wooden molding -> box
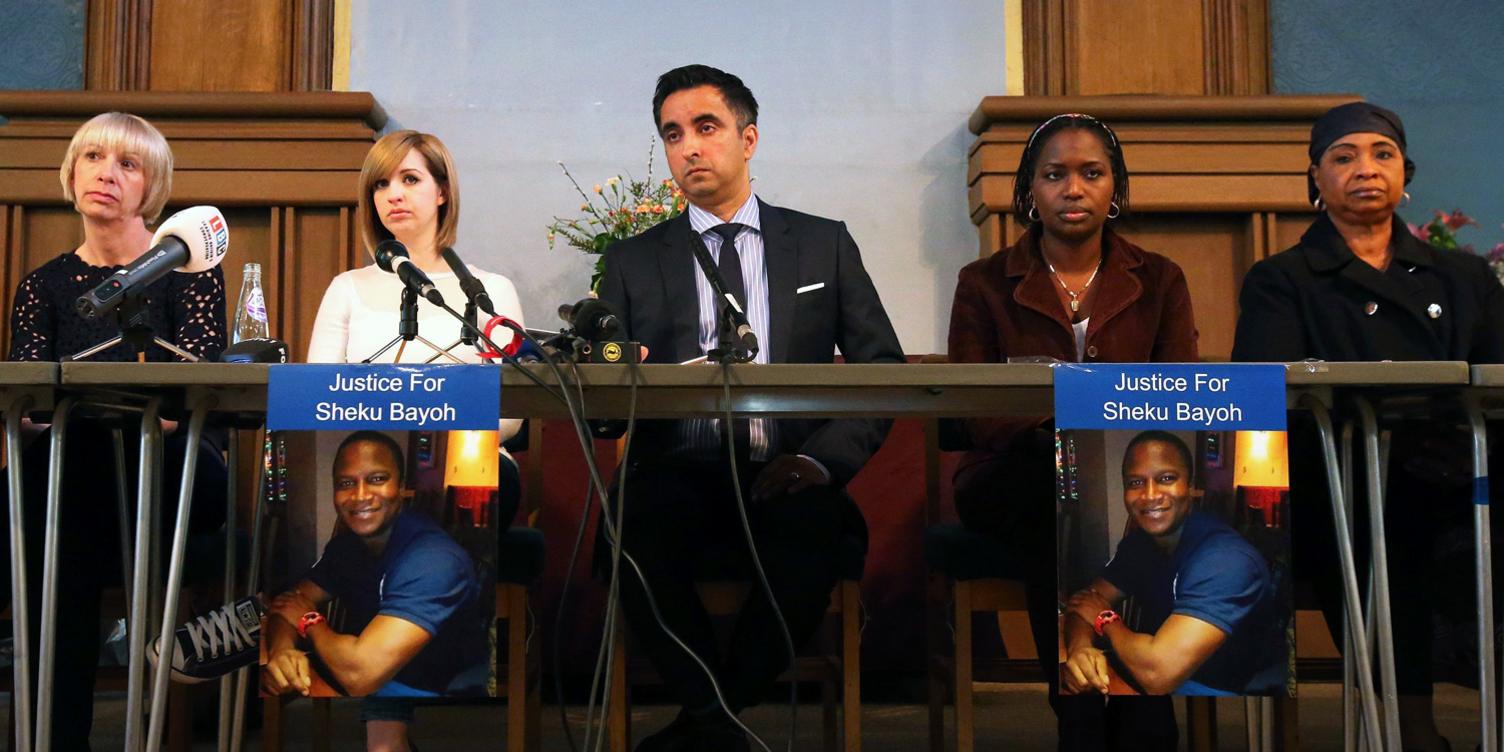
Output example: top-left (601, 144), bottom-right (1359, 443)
top-left (1204, 0), bottom-right (1272, 95)
top-left (85, 0), bottom-right (152, 90)
top-left (292, 0), bottom-right (336, 91)
top-left (85, 0), bottom-right (334, 91)
top-left (1022, 0), bottom-right (1271, 96)
top-left (0, 90), bottom-right (385, 126)
top-left (1021, 0), bottom-right (1065, 96)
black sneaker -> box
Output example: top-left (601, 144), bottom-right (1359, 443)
top-left (148, 596), bottom-right (265, 684)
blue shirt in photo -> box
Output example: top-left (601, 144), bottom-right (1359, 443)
top-left (307, 508), bottom-right (486, 695)
top-left (1100, 510), bottom-right (1285, 694)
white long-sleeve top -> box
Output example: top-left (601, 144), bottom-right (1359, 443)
top-left (306, 263), bottom-right (526, 449)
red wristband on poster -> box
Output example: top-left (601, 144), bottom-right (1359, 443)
top-left (297, 611), bottom-right (326, 639)
top-left (1093, 609), bottom-right (1120, 637)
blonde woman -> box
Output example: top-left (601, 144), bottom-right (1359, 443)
top-left (3, 112), bottom-right (227, 749)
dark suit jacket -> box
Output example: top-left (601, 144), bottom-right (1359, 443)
top-left (1232, 213), bottom-right (1504, 363)
top-left (598, 199), bottom-right (905, 487)
top-left (947, 225), bottom-right (1200, 456)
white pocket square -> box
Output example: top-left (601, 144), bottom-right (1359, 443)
top-left (796, 282), bottom-right (825, 294)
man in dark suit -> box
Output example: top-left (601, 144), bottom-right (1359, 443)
top-left (598, 64), bottom-right (904, 751)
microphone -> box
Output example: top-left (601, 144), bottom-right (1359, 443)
top-left (440, 246), bottom-right (495, 316)
top-left (558, 298), bottom-right (622, 341)
top-left (373, 239), bottom-right (444, 306)
top-left (687, 235), bottom-right (758, 360)
top-left (75, 205), bottom-right (230, 319)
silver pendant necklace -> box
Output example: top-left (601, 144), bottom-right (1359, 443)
top-left (1046, 261), bottom-right (1101, 312)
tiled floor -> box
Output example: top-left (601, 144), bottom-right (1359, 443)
top-left (53, 681), bottom-right (1489, 750)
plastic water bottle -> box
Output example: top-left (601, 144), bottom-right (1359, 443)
top-left (232, 263), bottom-right (269, 344)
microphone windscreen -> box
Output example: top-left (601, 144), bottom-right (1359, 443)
top-left (374, 239), bottom-right (408, 272)
top-left (152, 205), bottom-right (229, 273)
top-left (572, 298), bottom-right (623, 341)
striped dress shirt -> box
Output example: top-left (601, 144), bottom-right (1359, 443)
top-left (675, 195), bottom-right (775, 461)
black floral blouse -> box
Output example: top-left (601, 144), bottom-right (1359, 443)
top-left (9, 252), bottom-right (226, 362)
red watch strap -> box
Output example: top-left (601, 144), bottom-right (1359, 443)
top-left (1093, 609), bottom-right (1120, 637)
top-left (297, 610), bottom-right (325, 638)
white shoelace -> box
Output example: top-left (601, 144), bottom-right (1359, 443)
top-left (183, 605), bottom-right (256, 661)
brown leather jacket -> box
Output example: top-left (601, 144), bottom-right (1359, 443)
top-left (946, 225), bottom-right (1199, 458)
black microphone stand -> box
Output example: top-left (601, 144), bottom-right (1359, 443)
top-left (361, 287), bottom-right (462, 364)
top-left (65, 295), bottom-right (200, 363)
top-left (428, 298), bottom-right (482, 363)
top-left (707, 299), bottom-right (752, 364)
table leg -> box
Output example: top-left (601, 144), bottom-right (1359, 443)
top-left (35, 397), bottom-right (75, 752)
top-left (126, 398), bottom-right (163, 752)
top-left (1299, 394), bottom-right (1383, 750)
top-left (5, 394), bottom-right (35, 752)
top-left (1352, 396), bottom-right (1402, 749)
top-left (217, 429), bottom-right (239, 752)
top-left (1464, 397), bottom-right (1497, 752)
top-left (146, 394), bottom-right (216, 751)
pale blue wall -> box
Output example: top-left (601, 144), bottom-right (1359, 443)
top-left (1272, 0), bottom-right (1504, 244)
top-left (348, 0), bottom-right (1006, 352)
top-left (0, 0), bottom-right (85, 90)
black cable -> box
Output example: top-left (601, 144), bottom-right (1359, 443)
top-left (434, 300), bottom-right (569, 408)
top-left (458, 306), bottom-right (769, 751)
top-left (720, 364), bottom-right (799, 752)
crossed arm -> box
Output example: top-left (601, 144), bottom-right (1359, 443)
top-left (261, 580), bottom-right (433, 697)
top-left (1061, 578), bottom-right (1228, 696)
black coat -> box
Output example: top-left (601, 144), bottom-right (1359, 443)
top-left (1232, 213), bottom-right (1504, 363)
top-left (598, 199), bottom-right (905, 486)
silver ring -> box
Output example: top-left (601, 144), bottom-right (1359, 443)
top-left (790, 471), bottom-right (801, 483)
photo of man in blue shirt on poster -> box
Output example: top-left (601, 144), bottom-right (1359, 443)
top-left (1061, 430), bottom-right (1287, 697)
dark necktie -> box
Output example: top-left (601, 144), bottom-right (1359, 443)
top-left (710, 223), bottom-right (747, 310)
top-left (708, 222), bottom-right (752, 458)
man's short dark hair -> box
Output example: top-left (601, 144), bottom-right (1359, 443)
top-left (334, 430), bottom-right (406, 487)
top-left (652, 64), bottom-right (759, 132)
top-left (1121, 430), bottom-right (1194, 482)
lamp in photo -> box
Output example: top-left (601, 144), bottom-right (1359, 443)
top-left (445, 430), bottom-right (500, 528)
top-left (1232, 430), bottom-right (1289, 528)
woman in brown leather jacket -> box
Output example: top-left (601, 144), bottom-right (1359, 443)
top-left (946, 113), bottom-right (1198, 752)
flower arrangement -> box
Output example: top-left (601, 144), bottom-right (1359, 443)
top-left (548, 141), bottom-right (686, 292)
top-left (1408, 209), bottom-right (1504, 285)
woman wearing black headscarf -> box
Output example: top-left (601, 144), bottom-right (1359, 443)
top-left (1233, 102), bottom-right (1504, 752)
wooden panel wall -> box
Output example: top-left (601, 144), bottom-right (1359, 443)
top-left (967, 96), bottom-right (1358, 360)
top-left (86, 0), bottom-right (333, 91)
top-left (0, 92), bottom-right (383, 361)
top-left (1024, 0), bottom-right (1271, 96)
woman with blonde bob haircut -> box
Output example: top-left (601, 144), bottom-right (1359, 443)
top-left (3, 111), bottom-right (227, 748)
top-left (300, 129), bottom-right (525, 751)
top-left (59, 111), bottom-right (175, 225)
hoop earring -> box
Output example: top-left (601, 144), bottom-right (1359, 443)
top-left (1312, 196), bottom-right (1325, 211)
top-left (1400, 191), bottom-right (1411, 207)
top-left (1107, 202), bottom-right (1121, 219)
top-left (1027, 205), bottom-right (1039, 222)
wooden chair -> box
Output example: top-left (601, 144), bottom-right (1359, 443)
top-left (606, 568), bottom-right (864, 752)
top-left (921, 414), bottom-right (1037, 752)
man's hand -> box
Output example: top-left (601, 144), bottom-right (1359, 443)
top-left (1066, 588), bottom-right (1113, 629)
top-left (1063, 645), bottom-right (1111, 695)
top-left (751, 455), bottom-right (828, 501)
top-left (268, 590), bottom-right (319, 629)
top-left (262, 647), bottom-right (312, 696)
